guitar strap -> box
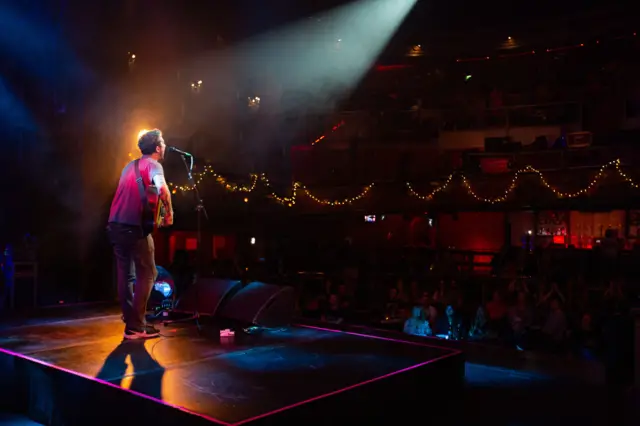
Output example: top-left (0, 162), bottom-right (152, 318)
top-left (134, 159), bottom-right (154, 234)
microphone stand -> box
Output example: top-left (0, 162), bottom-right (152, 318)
top-left (163, 152), bottom-right (208, 331)
top-left (180, 153), bottom-right (208, 275)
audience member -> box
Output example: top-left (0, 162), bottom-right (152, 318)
top-left (508, 291), bottom-right (533, 344)
top-left (408, 279), bottom-right (421, 304)
top-left (486, 290), bottom-right (508, 335)
top-left (445, 304), bottom-right (465, 340)
top-left (403, 305), bottom-right (432, 337)
top-left (395, 279), bottom-right (410, 304)
top-left (468, 306), bottom-right (488, 340)
top-left (336, 283), bottom-right (352, 314)
top-left (384, 287), bottom-right (403, 319)
top-left (541, 298), bottom-right (568, 351)
top-left (322, 293), bottom-right (344, 324)
top-left (573, 312), bottom-right (600, 360)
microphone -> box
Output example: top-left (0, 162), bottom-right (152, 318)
top-left (167, 146), bottom-right (192, 157)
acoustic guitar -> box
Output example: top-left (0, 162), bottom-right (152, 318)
top-left (134, 158), bottom-right (170, 235)
top-left (142, 185), bottom-right (169, 235)
top-left (154, 196), bottom-right (169, 229)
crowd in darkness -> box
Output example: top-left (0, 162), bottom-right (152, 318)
top-left (296, 237), bottom-right (636, 387)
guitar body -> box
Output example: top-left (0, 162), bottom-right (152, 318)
top-left (134, 158), bottom-right (170, 236)
top-left (142, 185), bottom-right (167, 235)
top-left (155, 198), bottom-right (168, 229)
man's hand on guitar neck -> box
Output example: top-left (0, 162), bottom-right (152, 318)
top-left (162, 210), bottom-right (174, 227)
top-left (153, 174), bottom-right (174, 227)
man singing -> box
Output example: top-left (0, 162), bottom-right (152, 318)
top-left (108, 129), bottom-right (174, 339)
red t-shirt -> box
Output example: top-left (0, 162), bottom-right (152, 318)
top-left (109, 156), bottom-right (164, 226)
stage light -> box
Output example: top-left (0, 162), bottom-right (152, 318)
top-left (248, 96), bottom-right (261, 109)
top-left (250, 237), bottom-right (256, 245)
top-left (154, 281), bottom-right (173, 297)
top-left (125, 129), bottom-right (151, 160)
top-left (231, 0), bottom-right (417, 114)
top-left (145, 266), bottom-right (175, 311)
top-left (407, 44), bottom-right (424, 57)
top-left (191, 80), bottom-right (203, 93)
top-left (503, 37), bottom-right (517, 50)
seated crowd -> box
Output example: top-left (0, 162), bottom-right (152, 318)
top-left (298, 253), bottom-right (633, 364)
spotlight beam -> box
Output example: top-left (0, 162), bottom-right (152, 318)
top-left (187, 0), bottom-right (418, 113)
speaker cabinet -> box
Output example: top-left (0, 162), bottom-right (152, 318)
top-left (175, 278), bottom-right (242, 316)
top-left (218, 282), bottom-right (295, 327)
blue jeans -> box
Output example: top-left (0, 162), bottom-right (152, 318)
top-left (107, 223), bottom-right (157, 329)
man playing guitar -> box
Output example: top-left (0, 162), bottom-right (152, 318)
top-left (107, 129), bottom-right (174, 339)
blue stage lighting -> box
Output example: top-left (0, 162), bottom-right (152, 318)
top-left (154, 281), bottom-right (173, 298)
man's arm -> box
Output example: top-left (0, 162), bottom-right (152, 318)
top-left (153, 174), bottom-right (174, 223)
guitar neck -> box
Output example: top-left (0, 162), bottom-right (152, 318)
top-left (155, 199), bottom-right (166, 228)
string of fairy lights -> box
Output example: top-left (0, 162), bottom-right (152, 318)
top-left (170, 165), bottom-right (259, 193)
top-left (168, 158), bottom-right (639, 208)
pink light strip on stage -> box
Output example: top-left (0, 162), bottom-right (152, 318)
top-left (299, 324), bottom-right (463, 351)
top-left (0, 346), bottom-right (231, 426)
top-left (0, 325), bottom-right (462, 426)
top-left (233, 325), bottom-right (462, 425)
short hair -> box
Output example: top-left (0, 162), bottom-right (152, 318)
top-left (138, 129), bottom-right (163, 155)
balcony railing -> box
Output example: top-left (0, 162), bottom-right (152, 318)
top-left (439, 101), bottom-right (582, 131)
top-left (290, 101), bottom-right (583, 146)
top-left (463, 146), bottom-right (614, 174)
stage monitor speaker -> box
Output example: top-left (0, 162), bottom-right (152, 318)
top-left (175, 278), bottom-right (243, 316)
top-left (218, 282), bottom-right (295, 328)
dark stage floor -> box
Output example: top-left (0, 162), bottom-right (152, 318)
top-left (0, 312), bottom-right (463, 425)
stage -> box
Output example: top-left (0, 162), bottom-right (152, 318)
top-left (0, 309), bottom-right (464, 425)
